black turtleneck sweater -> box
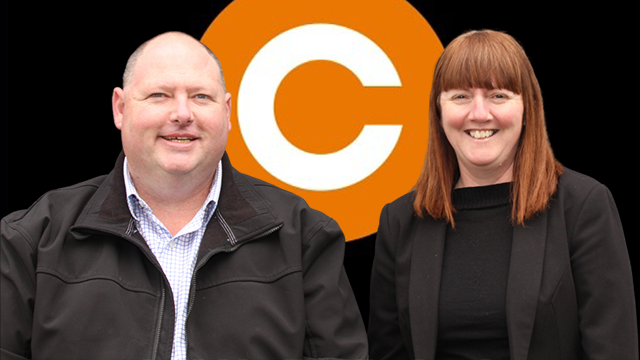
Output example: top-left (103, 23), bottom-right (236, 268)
top-left (435, 182), bottom-right (513, 360)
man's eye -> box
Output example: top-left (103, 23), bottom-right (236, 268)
top-left (151, 93), bottom-right (165, 98)
top-left (196, 94), bottom-right (209, 100)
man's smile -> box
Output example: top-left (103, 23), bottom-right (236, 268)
top-left (161, 136), bottom-right (196, 143)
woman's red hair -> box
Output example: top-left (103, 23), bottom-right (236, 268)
top-left (413, 30), bottom-right (563, 227)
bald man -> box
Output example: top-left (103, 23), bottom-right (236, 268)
top-left (1, 32), bottom-right (368, 360)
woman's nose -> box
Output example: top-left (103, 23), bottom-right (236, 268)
top-left (468, 96), bottom-right (492, 122)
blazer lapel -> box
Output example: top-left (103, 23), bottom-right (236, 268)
top-left (409, 217), bottom-right (446, 360)
top-left (506, 211), bottom-right (548, 360)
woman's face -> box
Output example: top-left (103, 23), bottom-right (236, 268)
top-left (440, 87), bottom-right (524, 187)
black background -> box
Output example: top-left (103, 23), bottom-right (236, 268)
top-left (1, 1), bottom-right (638, 328)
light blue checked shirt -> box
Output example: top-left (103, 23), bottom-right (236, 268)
top-left (123, 158), bottom-right (222, 360)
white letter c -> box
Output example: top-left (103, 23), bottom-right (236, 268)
top-left (237, 24), bottom-right (402, 191)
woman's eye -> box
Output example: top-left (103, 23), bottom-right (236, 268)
top-left (490, 93), bottom-right (511, 101)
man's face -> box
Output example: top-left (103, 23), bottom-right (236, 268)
top-left (113, 35), bottom-right (231, 182)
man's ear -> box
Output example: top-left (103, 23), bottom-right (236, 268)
top-left (225, 92), bottom-right (232, 131)
top-left (112, 87), bottom-right (125, 130)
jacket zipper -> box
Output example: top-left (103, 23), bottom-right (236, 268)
top-left (73, 221), bottom-right (170, 360)
top-left (150, 285), bottom-right (165, 360)
top-left (74, 218), bottom-right (283, 360)
top-left (184, 218), bottom-right (283, 359)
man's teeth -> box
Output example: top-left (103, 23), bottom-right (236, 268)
top-left (163, 137), bottom-right (195, 143)
top-left (468, 130), bottom-right (496, 139)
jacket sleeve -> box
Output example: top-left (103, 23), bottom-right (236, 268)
top-left (1, 214), bottom-right (36, 360)
top-left (301, 217), bottom-right (369, 359)
top-left (569, 184), bottom-right (638, 359)
top-left (367, 204), bottom-right (411, 360)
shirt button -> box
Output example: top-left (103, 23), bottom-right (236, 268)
top-left (169, 240), bottom-right (177, 249)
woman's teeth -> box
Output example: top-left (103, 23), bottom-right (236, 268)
top-left (467, 130), bottom-right (496, 139)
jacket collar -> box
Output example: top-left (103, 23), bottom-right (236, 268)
top-left (195, 151), bottom-right (283, 262)
top-left (72, 151), bottom-right (283, 260)
top-left (408, 212), bottom-right (548, 360)
top-left (506, 211), bottom-right (548, 360)
top-left (408, 216), bottom-right (446, 360)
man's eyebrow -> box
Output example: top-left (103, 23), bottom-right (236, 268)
top-left (136, 82), bottom-right (223, 97)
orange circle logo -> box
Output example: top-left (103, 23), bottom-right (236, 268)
top-left (202, 0), bottom-right (442, 240)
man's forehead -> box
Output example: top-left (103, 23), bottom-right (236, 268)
top-left (131, 39), bottom-right (220, 83)
top-left (140, 36), bottom-right (213, 67)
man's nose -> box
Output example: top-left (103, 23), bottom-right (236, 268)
top-left (171, 96), bottom-right (194, 124)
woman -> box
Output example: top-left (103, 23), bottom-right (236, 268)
top-left (368, 30), bottom-right (638, 360)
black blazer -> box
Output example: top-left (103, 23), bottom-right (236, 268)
top-left (368, 168), bottom-right (638, 360)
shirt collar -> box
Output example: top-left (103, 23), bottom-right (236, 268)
top-left (122, 157), bottom-right (222, 224)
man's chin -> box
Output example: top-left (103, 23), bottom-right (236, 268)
top-left (160, 159), bottom-right (216, 180)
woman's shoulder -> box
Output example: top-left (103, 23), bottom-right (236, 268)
top-left (376, 191), bottom-right (423, 233)
top-left (555, 167), bottom-right (618, 217)
top-left (385, 191), bottom-right (416, 215)
top-left (557, 167), bottom-right (610, 199)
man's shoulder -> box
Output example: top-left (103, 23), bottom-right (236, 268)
top-left (233, 170), bottom-right (315, 207)
top-left (231, 169), bottom-right (333, 223)
top-left (3, 175), bottom-right (109, 231)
